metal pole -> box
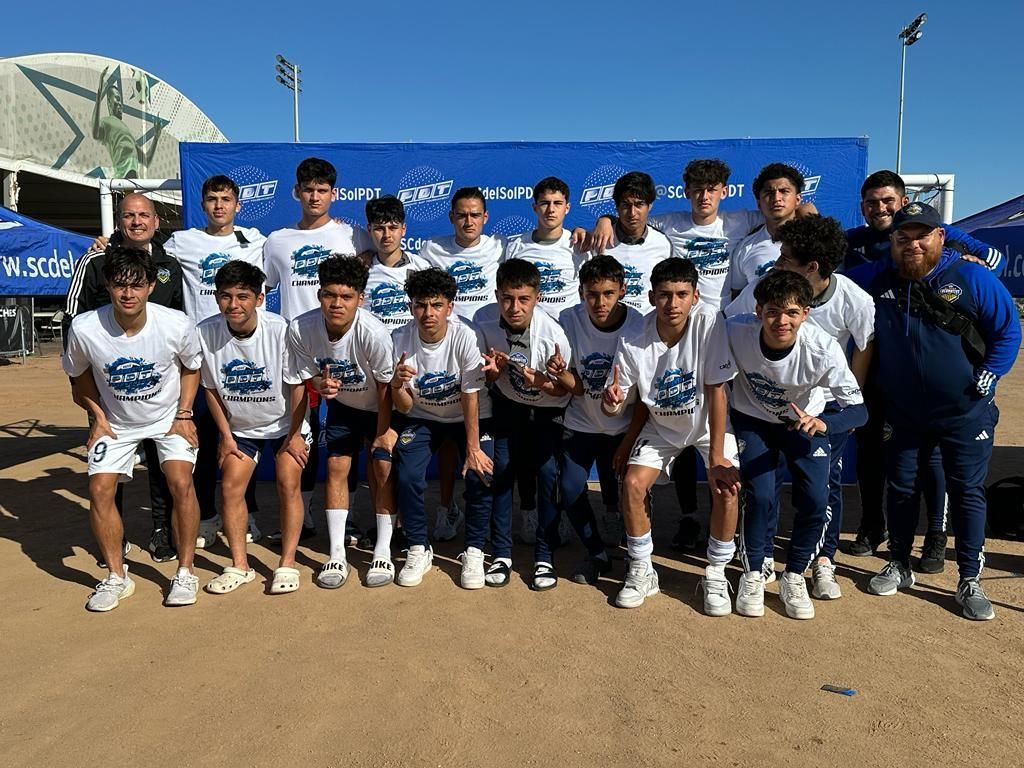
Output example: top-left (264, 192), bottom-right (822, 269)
top-left (897, 41), bottom-right (907, 175)
top-left (293, 62), bottom-right (300, 142)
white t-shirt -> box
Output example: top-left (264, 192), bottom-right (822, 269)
top-left (504, 229), bottom-right (586, 316)
top-left (560, 303), bottom-right (644, 434)
top-left (476, 306), bottom-right (572, 408)
top-left (614, 304), bottom-right (736, 449)
top-left (198, 311), bottom-right (301, 439)
top-left (263, 220), bottom-right (373, 321)
top-left (163, 227), bottom-right (266, 323)
top-left (365, 251), bottom-right (431, 328)
top-left (62, 304), bottom-right (201, 431)
top-left (649, 209), bottom-right (762, 309)
top-left (391, 318), bottom-right (490, 423)
top-left (725, 313), bottom-right (864, 423)
top-left (418, 234), bottom-right (505, 318)
top-left (727, 225), bottom-right (778, 294)
top-left (599, 225), bottom-right (674, 314)
top-left (288, 307), bottom-right (394, 412)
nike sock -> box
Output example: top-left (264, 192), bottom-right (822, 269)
top-left (326, 508), bottom-right (349, 562)
top-left (373, 514), bottom-right (396, 561)
top-left (707, 535), bottom-right (736, 567)
top-left (626, 530), bottom-right (654, 564)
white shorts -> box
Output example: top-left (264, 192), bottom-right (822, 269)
top-left (626, 422), bottom-right (740, 481)
top-left (88, 424), bottom-right (197, 478)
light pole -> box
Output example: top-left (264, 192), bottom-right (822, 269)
top-left (896, 12), bottom-right (926, 174)
top-left (275, 54), bottom-right (302, 142)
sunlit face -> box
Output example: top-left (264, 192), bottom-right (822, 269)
top-left (773, 242), bottom-right (816, 278)
top-left (450, 197), bottom-right (488, 246)
top-left (369, 220), bottom-right (406, 259)
top-left (757, 178), bottom-right (801, 223)
top-left (497, 284), bottom-right (539, 331)
top-left (532, 190), bottom-right (569, 231)
top-left (685, 183), bottom-right (728, 218)
top-left (107, 276), bottom-right (154, 319)
top-left (202, 188), bottom-right (241, 230)
top-left (296, 181), bottom-right (333, 219)
top-left (891, 223), bottom-right (945, 280)
top-left (615, 195), bottom-right (651, 239)
top-left (318, 282), bottom-right (362, 332)
top-left (118, 195), bottom-right (159, 245)
top-left (756, 299), bottom-right (810, 349)
top-left (582, 278), bottom-right (625, 327)
top-left (216, 284), bottom-right (264, 330)
top-left (411, 294), bottom-right (453, 339)
top-left (861, 186), bottom-right (909, 232)
top-left (650, 280), bottom-right (699, 331)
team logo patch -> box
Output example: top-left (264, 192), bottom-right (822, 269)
top-left (580, 352), bottom-right (613, 393)
top-left (104, 356), bottom-right (161, 395)
top-left (315, 356), bottom-right (366, 386)
top-left (200, 253), bottom-right (231, 286)
top-left (221, 359), bottom-right (272, 395)
top-left (447, 260), bottom-right (487, 294)
top-left (937, 283), bottom-right (963, 303)
top-left (654, 368), bottom-right (696, 409)
top-left (399, 428), bottom-right (416, 446)
top-left (679, 236), bottom-right (729, 270)
top-left (369, 282), bottom-right (408, 319)
top-left (533, 261), bottom-right (567, 296)
top-left (292, 244), bottom-right (332, 278)
top-left (157, 267), bottom-right (171, 284)
top-left (905, 203), bottom-right (923, 215)
top-left (622, 264), bottom-right (644, 298)
top-left (416, 371), bottom-right (458, 403)
top-left (745, 372), bottom-right (788, 412)
top-left (882, 423), bottom-right (893, 442)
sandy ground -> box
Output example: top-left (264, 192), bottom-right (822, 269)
top-left (1, 338), bottom-right (1023, 768)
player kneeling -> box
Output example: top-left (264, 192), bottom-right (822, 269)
top-left (390, 268), bottom-right (495, 588)
top-left (62, 247), bottom-right (203, 611)
top-left (603, 258), bottom-right (742, 613)
top-left (198, 262), bottom-right (311, 595)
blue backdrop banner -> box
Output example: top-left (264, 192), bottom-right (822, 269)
top-left (0, 206), bottom-right (94, 296)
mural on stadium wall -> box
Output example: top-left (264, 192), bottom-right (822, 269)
top-left (0, 53), bottom-right (226, 181)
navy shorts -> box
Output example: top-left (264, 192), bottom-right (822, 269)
top-left (235, 430), bottom-right (313, 463)
top-left (325, 400), bottom-right (380, 458)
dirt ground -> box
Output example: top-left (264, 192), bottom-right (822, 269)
top-left (1, 338), bottom-right (1022, 768)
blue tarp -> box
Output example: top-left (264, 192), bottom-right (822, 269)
top-left (955, 194), bottom-right (1024, 298)
top-left (0, 206), bottom-right (93, 296)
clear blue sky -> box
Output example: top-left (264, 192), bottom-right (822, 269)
top-left (6, 0), bottom-right (1021, 218)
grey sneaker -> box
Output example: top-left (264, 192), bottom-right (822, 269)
top-left (956, 577), bottom-right (995, 621)
top-left (779, 571), bottom-right (815, 620)
top-left (735, 571), bottom-right (765, 617)
top-left (196, 515), bottom-right (221, 550)
top-left (165, 570), bottom-right (199, 606)
top-left (246, 514), bottom-right (262, 544)
top-left (614, 559), bottom-right (659, 609)
top-left (868, 560), bottom-right (915, 596)
top-left (811, 560), bottom-right (842, 600)
top-left (434, 503), bottom-right (463, 542)
top-left (86, 567), bottom-right (135, 612)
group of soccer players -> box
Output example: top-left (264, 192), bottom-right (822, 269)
top-left (62, 155), bottom-right (1018, 622)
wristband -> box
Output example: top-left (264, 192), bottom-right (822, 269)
top-left (174, 416), bottom-right (193, 421)
top-left (176, 408), bottom-right (193, 416)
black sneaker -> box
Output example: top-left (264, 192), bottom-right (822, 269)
top-left (345, 520), bottom-right (364, 547)
top-left (148, 527), bottom-right (177, 563)
top-left (917, 531), bottom-right (947, 574)
top-left (571, 554), bottom-right (613, 585)
top-left (671, 516), bottom-right (702, 552)
top-left (266, 525), bottom-right (317, 544)
top-left (848, 529), bottom-right (887, 557)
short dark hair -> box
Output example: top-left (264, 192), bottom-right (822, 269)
top-left (451, 186), bottom-right (487, 212)
top-left (366, 195), bottom-right (405, 226)
top-left (774, 215), bottom-right (847, 279)
top-left (201, 174), bottom-right (239, 200)
top-left (613, 171), bottom-right (656, 206)
top-left (683, 159), bottom-right (730, 188)
top-left (861, 170), bottom-right (906, 199)
top-left (102, 246), bottom-right (156, 285)
top-left (650, 257), bottom-right (699, 291)
top-left (318, 255), bottom-right (368, 293)
top-left (405, 267), bottom-right (457, 302)
top-left (214, 260), bottom-right (265, 294)
top-left (754, 269), bottom-right (813, 308)
top-left (580, 254), bottom-right (625, 286)
top-left (533, 176), bottom-right (570, 201)
top-left (296, 157), bottom-right (337, 188)
top-left (752, 163), bottom-right (805, 197)
top-left (495, 258), bottom-right (540, 291)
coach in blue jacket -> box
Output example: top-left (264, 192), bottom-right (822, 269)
top-left (850, 202), bottom-right (1020, 620)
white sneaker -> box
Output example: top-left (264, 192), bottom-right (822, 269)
top-left (779, 571), bottom-right (815, 619)
top-left (615, 559), bottom-right (659, 609)
top-left (397, 545), bottom-right (433, 587)
top-left (699, 564), bottom-right (732, 617)
top-left (165, 570), bottom-right (199, 607)
top-left (86, 566), bottom-right (135, 612)
top-left (811, 560), bottom-right (842, 600)
top-left (735, 571), bottom-right (765, 617)
top-left (519, 506), bottom-right (538, 545)
top-left (434, 503), bottom-right (463, 542)
top-left (761, 557), bottom-right (776, 584)
top-left (196, 514), bottom-right (222, 549)
top-left (459, 547), bottom-right (486, 590)
top-left (246, 514), bottom-right (261, 544)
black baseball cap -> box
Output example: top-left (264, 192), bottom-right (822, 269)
top-left (892, 201), bottom-right (942, 231)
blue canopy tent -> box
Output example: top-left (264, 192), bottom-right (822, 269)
top-left (955, 194), bottom-right (1024, 298)
top-left (0, 205), bottom-right (93, 297)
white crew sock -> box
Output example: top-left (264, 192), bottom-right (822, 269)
top-left (373, 514), bottom-right (396, 560)
top-left (706, 535), bottom-right (736, 567)
top-left (626, 531), bottom-right (654, 564)
top-left (326, 508), bottom-right (349, 561)
top-left (301, 491), bottom-right (314, 528)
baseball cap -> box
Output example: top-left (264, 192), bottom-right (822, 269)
top-left (891, 201), bottom-right (942, 231)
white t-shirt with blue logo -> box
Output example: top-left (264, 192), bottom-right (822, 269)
top-left (163, 227), bottom-right (266, 322)
top-left (62, 304), bottom-right (202, 432)
top-left (288, 307), bottom-right (395, 413)
top-left (418, 234), bottom-right (505, 318)
top-left (476, 307), bottom-right (572, 409)
top-left (598, 225), bottom-right (674, 314)
top-left (614, 304), bottom-right (736, 449)
top-left (365, 251), bottom-right (431, 328)
top-left (391, 318), bottom-right (490, 423)
top-left (503, 230), bottom-right (586, 316)
top-left (197, 311), bottom-right (301, 439)
top-left (649, 209), bottom-right (762, 309)
top-left (264, 220), bottom-right (373, 321)
top-left (560, 303), bottom-right (644, 435)
top-left (724, 313), bottom-right (863, 424)
top-left (727, 225), bottom-right (779, 294)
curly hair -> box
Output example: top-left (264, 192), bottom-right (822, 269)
top-left (318, 255), bottom-right (368, 293)
top-left (774, 215), bottom-right (847, 278)
top-left (753, 269), bottom-right (813, 309)
top-left (405, 267), bottom-right (457, 302)
top-left (683, 159), bottom-right (730, 188)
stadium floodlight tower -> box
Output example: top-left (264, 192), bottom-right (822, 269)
top-left (275, 54), bottom-right (302, 142)
top-left (896, 12), bottom-right (926, 174)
